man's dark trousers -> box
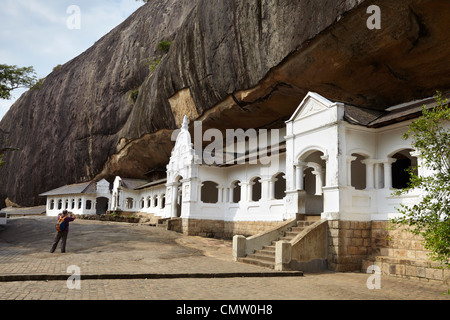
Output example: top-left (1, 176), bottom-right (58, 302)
top-left (50, 231), bottom-right (69, 253)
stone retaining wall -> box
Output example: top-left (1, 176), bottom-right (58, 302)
top-left (179, 219), bottom-right (282, 239)
top-left (363, 221), bottom-right (449, 284)
top-left (327, 221), bottom-right (372, 272)
top-left (327, 220), bottom-right (449, 284)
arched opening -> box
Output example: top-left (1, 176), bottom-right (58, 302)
top-left (71, 199), bottom-right (75, 210)
top-left (351, 153), bottom-right (367, 190)
top-left (201, 181), bottom-right (219, 204)
top-left (231, 181), bottom-right (241, 203)
top-left (125, 197), bottom-right (133, 210)
top-left (96, 197), bottom-right (109, 215)
top-left (174, 176), bottom-right (183, 218)
top-left (274, 173), bottom-right (286, 200)
top-left (161, 194), bottom-right (166, 209)
top-left (50, 200), bottom-right (55, 210)
top-left (147, 196), bottom-right (151, 208)
top-left (57, 199), bottom-right (62, 210)
top-left (154, 196), bottom-right (158, 208)
top-left (86, 200), bottom-right (92, 210)
top-left (176, 186), bottom-right (183, 217)
top-left (301, 151), bottom-right (326, 215)
top-left (251, 177), bottom-right (262, 202)
top-left (78, 199), bottom-right (82, 210)
top-left (392, 149), bottom-right (418, 189)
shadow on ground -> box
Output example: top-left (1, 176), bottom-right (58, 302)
top-left (0, 216), bottom-right (204, 259)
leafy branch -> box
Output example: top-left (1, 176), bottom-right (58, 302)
top-left (391, 91), bottom-right (450, 266)
top-left (0, 64), bottom-right (38, 100)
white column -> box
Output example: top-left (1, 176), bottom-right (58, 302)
top-left (312, 168), bottom-right (324, 196)
top-left (374, 162), bottom-right (383, 189)
top-left (383, 158), bottom-right (397, 190)
top-left (362, 159), bottom-right (377, 190)
top-left (261, 178), bottom-right (271, 200)
top-left (218, 186), bottom-right (223, 203)
top-left (118, 190), bottom-right (122, 210)
top-left (240, 182), bottom-right (248, 202)
top-left (269, 179), bottom-right (275, 200)
top-left (295, 161), bottom-right (307, 191)
top-left (247, 182), bottom-right (253, 202)
top-left (171, 183), bottom-right (179, 218)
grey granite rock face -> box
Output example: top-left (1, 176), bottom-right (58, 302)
top-left (0, 0), bottom-right (199, 206)
top-left (1, 0), bottom-right (450, 207)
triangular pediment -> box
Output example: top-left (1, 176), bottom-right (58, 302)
top-left (287, 92), bottom-right (335, 122)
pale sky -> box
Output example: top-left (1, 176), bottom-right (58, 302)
top-left (0, 0), bottom-right (145, 121)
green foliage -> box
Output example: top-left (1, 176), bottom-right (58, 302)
top-left (110, 211), bottom-right (120, 218)
top-left (129, 89), bottom-right (140, 103)
top-left (148, 58), bottom-right (161, 72)
top-left (142, 57), bottom-right (161, 73)
top-left (141, 39), bottom-right (172, 74)
top-left (391, 91), bottom-right (450, 266)
top-left (158, 40), bottom-right (172, 54)
top-left (53, 64), bottom-right (62, 72)
top-left (0, 64), bottom-right (38, 99)
top-left (31, 78), bottom-right (45, 91)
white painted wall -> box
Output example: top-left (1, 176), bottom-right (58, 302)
top-left (46, 194), bottom-right (97, 217)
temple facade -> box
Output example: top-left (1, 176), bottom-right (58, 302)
top-left (41, 92), bottom-right (439, 236)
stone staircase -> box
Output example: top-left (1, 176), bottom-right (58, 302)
top-left (237, 216), bottom-right (321, 269)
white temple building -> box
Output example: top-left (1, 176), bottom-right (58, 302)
top-left (40, 91), bottom-right (449, 275)
top-left (41, 91), bottom-right (441, 233)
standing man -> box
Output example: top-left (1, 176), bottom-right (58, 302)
top-left (50, 210), bottom-right (76, 253)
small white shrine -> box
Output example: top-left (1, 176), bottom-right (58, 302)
top-left (40, 179), bottom-right (111, 216)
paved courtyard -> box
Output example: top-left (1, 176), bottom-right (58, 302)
top-left (0, 216), bottom-right (449, 301)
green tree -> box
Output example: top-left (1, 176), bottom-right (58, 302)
top-left (0, 64), bottom-right (32, 167)
top-left (391, 91), bottom-right (450, 266)
top-left (0, 64), bottom-right (38, 100)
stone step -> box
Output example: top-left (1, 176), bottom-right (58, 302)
top-left (285, 231), bottom-right (301, 238)
top-left (296, 221), bottom-right (316, 228)
top-left (290, 227), bottom-right (305, 233)
top-left (254, 248), bottom-right (276, 256)
top-left (237, 257), bottom-right (275, 269)
top-left (263, 245), bottom-right (275, 251)
top-left (237, 217), bottom-right (321, 269)
top-left (247, 253), bottom-right (275, 262)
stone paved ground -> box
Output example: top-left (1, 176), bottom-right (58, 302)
top-left (0, 216), bottom-right (449, 301)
